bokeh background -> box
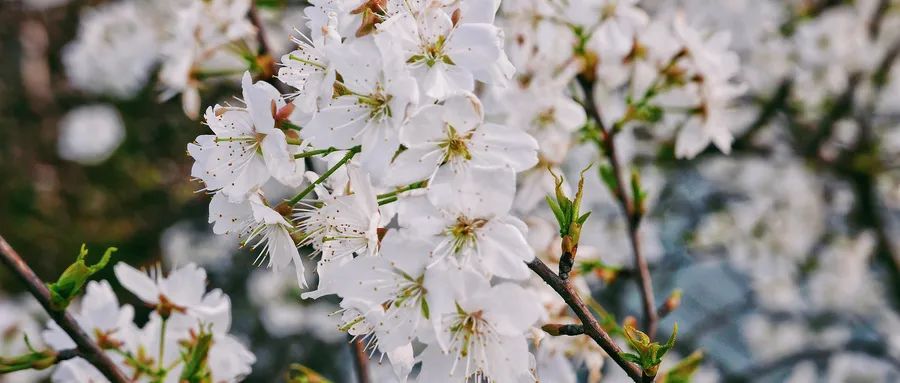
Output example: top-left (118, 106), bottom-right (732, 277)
top-left (2, 0), bottom-right (900, 382)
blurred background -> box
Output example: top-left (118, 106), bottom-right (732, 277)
top-left (2, 0), bottom-right (900, 382)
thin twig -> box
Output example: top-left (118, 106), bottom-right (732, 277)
top-left (0, 235), bottom-right (129, 383)
top-left (54, 349), bottom-right (82, 363)
top-left (577, 75), bottom-right (658, 339)
top-left (528, 258), bottom-right (646, 383)
top-left (248, 2), bottom-right (272, 58)
top-left (349, 336), bottom-right (369, 383)
top-left (247, 2), bottom-right (277, 81)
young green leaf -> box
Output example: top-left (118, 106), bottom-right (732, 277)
top-left (659, 350), bottom-right (704, 383)
top-left (46, 245), bottom-right (116, 310)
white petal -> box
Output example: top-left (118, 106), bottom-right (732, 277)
top-left (113, 262), bottom-right (160, 305)
top-left (483, 283), bottom-right (543, 335)
top-left (428, 166), bottom-right (515, 219)
top-left (476, 221), bottom-right (533, 280)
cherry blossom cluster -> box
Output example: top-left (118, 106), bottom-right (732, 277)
top-left (39, 263), bottom-right (253, 382)
top-left (188, 0), bottom-right (554, 379)
top-left (182, 0), bottom-right (751, 380)
top-left (62, 0), bottom-right (266, 118)
top-left (496, 0), bottom-right (744, 163)
top-left (18, 0), bottom-right (900, 380)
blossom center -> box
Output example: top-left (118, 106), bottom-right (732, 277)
top-left (409, 35), bottom-right (454, 67)
top-left (446, 216), bottom-right (486, 253)
top-left (535, 108), bottom-right (557, 128)
top-left (438, 125), bottom-right (473, 162)
top-left (359, 90), bottom-right (393, 122)
top-left (448, 305), bottom-right (492, 360)
top-left (389, 273), bottom-right (429, 317)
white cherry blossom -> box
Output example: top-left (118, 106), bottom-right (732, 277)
top-left (375, 6), bottom-right (513, 99)
top-left (400, 166), bottom-right (535, 280)
top-left (418, 272), bottom-right (542, 383)
top-left (189, 72), bottom-right (305, 202)
top-left (209, 191), bottom-right (306, 287)
top-left (389, 92), bottom-right (538, 185)
top-left (304, 39), bottom-right (419, 179)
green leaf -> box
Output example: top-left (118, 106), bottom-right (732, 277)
top-left (658, 323), bottom-right (679, 357)
top-left (548, 168), bottom-right (569, 210)
top-left (623, 323), bottom-right (679, 377)
top-left (620, 352), bottom-right (643, 364)
top-left (576, 212), bottom-right (592, 225)
top-left (599, 164), bottom-right (618, 194)
top-left (545, 196), bottom-right (565, 229)
top-left (46, 245), bottom-right (116, 310)
top-left (622, 325), bottom-right (651, 354)
top-left (572, 163), bottom-right (593, 218)
top-left (660, 350), bottom-right (704, 383)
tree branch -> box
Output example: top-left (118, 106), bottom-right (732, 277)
top-left (528, 258), bottom-right (646, 382)
top-left (0, 235), bottom-right (129, 383)
top-left (349, 336), bottom-right (369, 383)
top-left (577, 75), bottom-right (658, 339)
top-left (247, 3), bottom-right (277, 81)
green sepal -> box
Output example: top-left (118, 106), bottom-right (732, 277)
top-left (420, 298), bottom-right (430, 320)
top-left (0, 348), bottom-right (58, 373)
top-left (633, 103), bottom-right (664, 123)
top-left (179, 326), bottom-right (213, 383)
top-left (46, 245), bottom-right (116, 311)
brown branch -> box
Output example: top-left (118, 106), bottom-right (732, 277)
top-left (577, 75), bottom-right (658, 339)
top-left (528, 258), bottom-right (646, 383)
top-left (0, 235), bottom-right (129, 383)
top-left (54, 349), bottom-right (82, 363)
top-left (867, 0), bottom-right (891, 39)
top-left (247, 3), bottom-right (277, 80)
top-left (349, 336), bottom-right (369, 383)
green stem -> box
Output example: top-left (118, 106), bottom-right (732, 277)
top-left (293, 147), bottom-right (343, 159)
top-left (158, 317), bottom-right (167, 371)
top-left (376, 180), bottom-right (429, 200)
top-left (286, 146), bottom-right (361, 206)
top-left (377, 196), bottom-right (398, 206)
